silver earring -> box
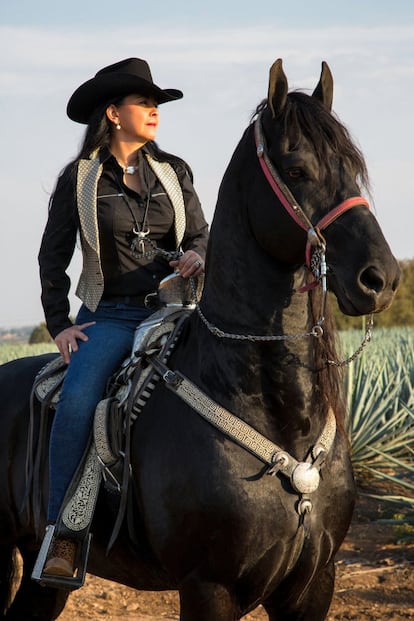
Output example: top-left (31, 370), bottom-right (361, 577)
top-left (116, 123), bottom-right (121, 130)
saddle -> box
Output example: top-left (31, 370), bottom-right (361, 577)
top-left (33, 302), bottom-right (191, 474)
top-left (33, 272), bottom-right (198, 411)
top-left (30, 273), bottom-right (199, 589)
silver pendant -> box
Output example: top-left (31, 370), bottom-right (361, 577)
top-left (131, 228), bottom-right (150, 254)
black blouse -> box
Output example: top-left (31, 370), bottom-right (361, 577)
top-left (39, 145), bottom-right (209, 338)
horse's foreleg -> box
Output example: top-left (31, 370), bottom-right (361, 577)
top-left (263, 560), bottom-right (335, 621)
top-left (5, 547), bottom-right (68, 621)
top-left (179, 578), bottom-right (238, 621)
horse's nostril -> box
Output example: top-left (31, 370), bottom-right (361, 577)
top-left (360, 266), bottom-right (386, 294)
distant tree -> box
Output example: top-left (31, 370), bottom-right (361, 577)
top-left (29, 322), bottom-right (52, 344)
top-left (331, 259), bottom-right (414, 330)
top-left (379, 259), bottom-right (414, 327)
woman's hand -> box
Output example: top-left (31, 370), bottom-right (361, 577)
top-left (169, 250), bottom-right (204, 279)
top-left (54, 322), bottom-right (96, 364)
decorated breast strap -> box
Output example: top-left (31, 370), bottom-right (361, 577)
top-left (147, 356), bottom-right (336, 516)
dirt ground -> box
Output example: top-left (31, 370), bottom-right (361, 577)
top-left (56, 483), bottom-right (413, 621)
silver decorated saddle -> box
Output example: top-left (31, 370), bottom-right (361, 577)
top-left (30, 273), bottom-right (199, 589)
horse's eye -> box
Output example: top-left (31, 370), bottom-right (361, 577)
top-left (286, 168), bottom-right (303, 179)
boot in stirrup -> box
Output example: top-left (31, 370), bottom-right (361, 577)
top-left (43, 537), bottom-right (77, 577)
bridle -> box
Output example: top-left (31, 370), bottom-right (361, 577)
top-left (193, 113), bottom-right (374, 364)
top-left (254, 113), bottom-right (370, 282)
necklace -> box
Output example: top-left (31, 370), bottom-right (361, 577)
top-left (115, 155), bottom-right (139, 175)
top-left (112, 166), bottom-right (151, 256)
top-left (124, 165), bottom-right (139, 175)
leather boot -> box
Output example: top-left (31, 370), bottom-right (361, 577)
top-left (43, 538), bottom-right (76, 577)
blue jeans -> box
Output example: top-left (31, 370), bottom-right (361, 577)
top-left (47, 302), bottom-right (152, 523)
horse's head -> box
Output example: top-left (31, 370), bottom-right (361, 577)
top-left (247, 58), bottom-right (400, 315)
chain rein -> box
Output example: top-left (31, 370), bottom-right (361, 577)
top-left (135, 148), bottom-right (372, 363)
top-left (139, 237), bottom-right (371, 366)
top-left (134, 241), bottom-right (332, 344)
top-left (190, 278), bottom-right (373, 368)
top-left (131, 237), bottom-right (182, 263)
top-left (190, 278), bottom-right (323, 342)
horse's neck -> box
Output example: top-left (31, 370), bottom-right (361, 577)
top-left (193, 128), bottom-right (324, 451)
top-left (197, 267), bottom-right (317, 448)
top-left (202, 263), bottom-right (309, 334)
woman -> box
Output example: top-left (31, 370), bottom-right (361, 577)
top-left (38, 58), bottom-right (209, 578)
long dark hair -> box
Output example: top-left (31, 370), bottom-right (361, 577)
top-left (47, 101), bottom-right (113, 209)
top-left (76, 100), bottom-right (116, 160)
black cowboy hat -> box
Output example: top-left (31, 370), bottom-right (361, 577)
top-left (67, 57), bottom-right (183, 124)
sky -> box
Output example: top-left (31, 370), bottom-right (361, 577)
top-left (1, 0), bottom-right (413, 328)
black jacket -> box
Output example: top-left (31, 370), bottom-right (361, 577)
top-left (39, 145), bottom-right (209, 338)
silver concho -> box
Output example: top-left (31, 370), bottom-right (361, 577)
top-left (291, 462), bottom-right (321, 494)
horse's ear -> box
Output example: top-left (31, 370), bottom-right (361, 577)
top-left (268, 58), bottom-right (288, 118)
top-left (312, 61), bottom-right (333, 110)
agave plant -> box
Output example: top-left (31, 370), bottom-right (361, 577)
top-left (340, 327), bottom-right (414, 510)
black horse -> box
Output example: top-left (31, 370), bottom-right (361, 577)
top-left (0, 59), bottom-right (400, 620)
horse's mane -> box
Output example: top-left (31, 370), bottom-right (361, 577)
top-left (252, 93), bottom-right (370, 200)
top-left (311, 288), bottom-right (348, 426)
top-left (285, 92), bottom-right (360, 424)
top-left (251, 94), bottom-right (358, 425)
